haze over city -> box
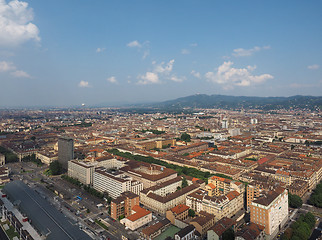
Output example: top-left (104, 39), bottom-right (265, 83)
top-left (0, 0), bottom-right (321, 107)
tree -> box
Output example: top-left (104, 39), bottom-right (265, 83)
top-left (188, 209), bottom-right (195, 217)
top-left (289, 194), bottom-right (303, 208)
top-left (180, 133), bottom-right (191, 142)
top-left (303, 212), bottom-right (315, 229)
top-left (49, 160), bottom-right (62, 175)
top-left (222, 228), bottom-right (235, 240)
top-left (182, 177), bottom-right (188, 188)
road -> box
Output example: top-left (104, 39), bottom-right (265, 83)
top-left (6, 162), bottom-right (140, 240)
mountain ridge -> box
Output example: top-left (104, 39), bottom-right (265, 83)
top-left (140, 94), bottom-right (322, 110)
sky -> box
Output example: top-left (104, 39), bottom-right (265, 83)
top-left (0, 0), bottom-right (321, 107)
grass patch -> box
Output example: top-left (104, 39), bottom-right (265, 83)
top-left (95, 219), bottom-right (109, 231)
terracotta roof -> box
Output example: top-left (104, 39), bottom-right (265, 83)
top-left (170, 204), bottom-right (189, 215)
top-left (226, 191), bottom-right (240, 201)
top-left (127, 205), bottom-right (151, 222)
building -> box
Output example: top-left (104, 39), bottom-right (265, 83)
top-left (207, 217), bottom-right (236, 240)
top-left (121, 160), bottom-right (178, 188)
top-left (110, 191), bottom-right (139, 220)
top-left (174, 225), bottom-right (196, 240)
top-left (58, 137), bottom-right (74, 169)
top-left (140, 183), bottom-right (200, 215)
top-left (0, 166), bottom-right (10, 185)
top-left (246, 184), bottom-right (265, 212)
top-left (190, 211), bottom-right (216, 237)
top-left (141, 219), bottom-right (171, 240)
top-left (68, 160), bottom-right (95, 185)
top-left (93, 167), bottom-right (143, 199)
top-left (186, 189), bottom-right (244, 222)
top-left (206, 176), bottom-right (244, 197)
top-left (166, 204), bottom-right (190, 224)
top-left (250, 187), bottom-right (288, 239)
top-left (120, 205), bottom-right (152, 231)
top-left (0, 153), bottom-right (5, 166)
top-left (236, 223), bottom-right (265, 240)
top-left (36, 151), bottom-right (57, 165)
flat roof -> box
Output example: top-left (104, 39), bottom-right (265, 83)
top-left (3, 181), bottom-right (91, 240)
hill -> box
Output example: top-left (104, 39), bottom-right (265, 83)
top-left (146, 94), bottom-right (322, 111)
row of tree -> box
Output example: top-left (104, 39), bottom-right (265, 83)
top-left (107, 148), bottom-right (212, 181)
top-left (281, 212), bottom-right (315, 240)
top-left (61, 175), bottom-right (112, 203)
top-left (22, 153), bottom-right (43, 166)
top-left (309, 181), bottom-right (322, 207)
top-left (0, 146), bottom-right (18, 163)
top-left (288, 193), bottom-right (303, 208)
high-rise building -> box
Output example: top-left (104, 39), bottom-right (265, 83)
top-left (58, 137), bottom-right (74, 169)
top-left (250, 187), bottom-right (288, 238)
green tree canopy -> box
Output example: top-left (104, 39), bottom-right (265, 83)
top-left (182, 177), bottom-right (188, 188)
top-left (289, 194), bottom-right (303, 208)
top-left (188, 209), bottom-right (195, 217)
top-left (180, 133), bottom-right (191, 142)
top-left (222, 228), bottom-right (235, 240)
top-left (49, 160), bottom-right (62, 175)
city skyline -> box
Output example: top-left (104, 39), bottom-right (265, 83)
top-left (0, 0), bottom-right (321, 107)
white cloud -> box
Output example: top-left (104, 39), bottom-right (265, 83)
top-left (137, 72), bottom-right (159, 85)
top-left (0, 60), bottom-right (31, 77)
top-left (11, 70), bottom-right (30, 78)
top-left (190, 43), bottom-right (198, 47)
top-left (191, 70), bottom-right (201, 78)
top-left (142, 49), bottom-right (150, 59)
top-left (107, 76), bottom-right (117, 84)
top-left (137, 59), bottom-right (183, 85)
top-left (154, 59), bottom-right (174, 74)
top-left (78, 80), bottom-right (90, 88)
top-left (169, 75), bottom-right (185, 82)
top-left (232, 45), bottom-right (270, 57)
top-left (307, 64), bottom-right (319, 70)
top-left (127, 40), bottom-right (142, 48)
top-left (205, 61), bottom-right (273, 88)
top-left (181, 49), bottom-right (190, 55)
top-left (96, 47), bottom-right (106, 53)
top-left (127, 40), bottom-right (150, 59)
top-left (0, 61), bottom-right (15, 72)
top-left (0, 0), bottom-right (40, 46)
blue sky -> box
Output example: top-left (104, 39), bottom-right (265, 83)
top-left (0, 0), bottom-right (321, 107)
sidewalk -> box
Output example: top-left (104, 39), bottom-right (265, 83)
top-left (0, 191), bottom-right (42, 240)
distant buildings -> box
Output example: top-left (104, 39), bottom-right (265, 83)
top-left (58, 137), bottom-right (74, 169)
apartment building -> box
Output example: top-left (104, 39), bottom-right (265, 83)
top-left (186, 189), bottom-right (243, 222)
top-left (166, 204), bottom-right (190, 224)
top-left (206, 175), bottom-right (244, 197)
top-left (110, 191), bottom-right (139, 220)
top-left (68, 160), bottom-right (95, 185)
top-left (250, 187), bottom-right (288, 238)
top-left (93, 167), bottom-right (143, 199)
top-left (140, 183), bottom-right (200, 215)
top-left (120, 205), bottom-right (152, 231)
top-left (190, 211), bottom-right (216, 237)
top-left (121, 160), bottom-right (178, 188)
